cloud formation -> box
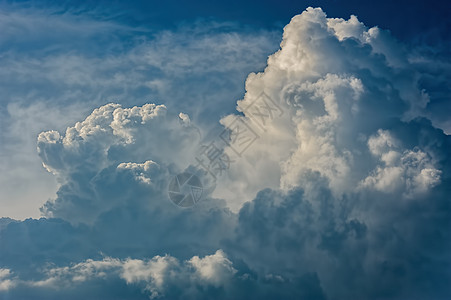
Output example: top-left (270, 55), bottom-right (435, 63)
top-left (217, 7), bottom-right (449, 210)
top-left (0, 4), bottom-right (279, 218)
top-left (1, 250), bottom-right (237, 299)
top-left (1, 7), bottom-right (450, 300)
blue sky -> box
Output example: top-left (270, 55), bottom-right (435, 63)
top-left (0, 1), bottom-right (450, 299)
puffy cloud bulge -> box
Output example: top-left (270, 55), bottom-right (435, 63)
top-left (1, 7), bottom-right (450, 300)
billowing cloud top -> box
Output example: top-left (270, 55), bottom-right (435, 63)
top-left (1, 7), bottom-right (450, 300)
top-left (217, 7), bottom-right (447, 210)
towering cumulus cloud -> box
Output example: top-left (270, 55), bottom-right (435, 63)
top-left (1, 7), bottom-right (450, 300)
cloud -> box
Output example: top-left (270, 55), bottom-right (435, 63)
top-left (216, 6), bottom-right (449, 210)
top-left (0, 268), bottom-right (16, 291)
top-left (188, 249), bottom-right (237, 287)
top-left (1, 6), bottom-right (450, 300)
top-left (0, 4), bottom-right (131, 55)
top-left (36, 103), bottom-right (206, 223)
top-left (214, 8), bottom-right (450, 299)
top-left (0, 4), bottom-right (279, 218)
top-left (0, 246), bottom-right (326, 300)
top-left (0, 250), bottom-right (239, 299)
top-left (361, 129), bottom-right (442, 195)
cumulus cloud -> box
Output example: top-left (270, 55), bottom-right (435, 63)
top-left (215, 7), bottom-right (450, 299)
top-left (1, 6), bottom-right (450, 300)
top-left (216, 6), bottom-right (448, 210)
top-left (188, 249), bottom-right (237, 287)
top-left (0, 4), bottom-right (279, 218)
top-left (36, 103), bottom-right (202, 223)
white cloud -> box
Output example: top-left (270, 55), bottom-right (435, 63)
top-left (367, 129), bottom-right (401, 156)
top-left (120, 255), bottom-right (177, 298)
top-left (117, 161), bottom-right (160, 184)
top-left (0, 269), bottom-right (16, 291)
top-left (361, 130), bottom-right (441, 196)
top-left (4, 251), bottom-right (237, 299)
top-left (216, 7), bottom-right (445, 211)
top-left (36, 102), bottom-right (207, 223)
top-left (188, 250), bottom-right (237, 287)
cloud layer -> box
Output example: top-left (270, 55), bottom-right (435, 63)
top-left (1, 7), bottom-right (450, 300)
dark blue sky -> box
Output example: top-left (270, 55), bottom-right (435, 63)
top-left (7, 0), bottom-right (451, 44)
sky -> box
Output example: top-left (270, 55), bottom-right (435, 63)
top-left (0, 0), bottom-right (450, 299)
